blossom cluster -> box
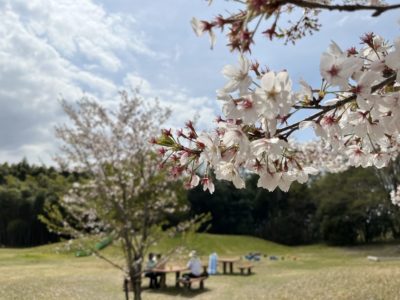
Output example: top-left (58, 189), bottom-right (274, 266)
top-left (155, 33), bottom-right (400, 196)
top-left (390, 186), bottom-right (400, 206)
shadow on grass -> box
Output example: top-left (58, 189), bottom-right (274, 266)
top-left (211, 273), bottom-right (256, 277)
top-left (144, 286), bottom-right (211, 298)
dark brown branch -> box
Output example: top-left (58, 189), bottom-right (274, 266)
top-left (282, 0), bottom-right (400, 17)
top-left (293, 105), bottom-right (323, 109)
top-left (277, 73), bottom-right (397, 136)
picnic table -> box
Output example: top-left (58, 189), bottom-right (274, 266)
top-left (200, 261), bottom-right (209, 273)
top-left (219, 257), bottom-right (240, 274)
top-left (151, 266), bottom-right (188, 288)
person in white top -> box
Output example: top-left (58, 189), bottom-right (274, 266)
top-left (183, 250), bottom-right (205, 278)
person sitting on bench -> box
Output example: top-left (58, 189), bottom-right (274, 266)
top-left (144, 253), bottom-right (159, 288)
top-left (183, 250), bottom-right (207, 280)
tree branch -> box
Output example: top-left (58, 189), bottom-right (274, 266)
top-left (282, 0), bottom-right (400, 17)
top-left (92, 248), bottom-right (126, 273)
top-left (276, 73), bottom-right (397, 136)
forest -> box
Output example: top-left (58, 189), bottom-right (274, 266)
top-left (1, 159), bottom-right (400, 247)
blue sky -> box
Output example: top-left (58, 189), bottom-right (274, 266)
top-left (0, 0), bottom-right (398, 164)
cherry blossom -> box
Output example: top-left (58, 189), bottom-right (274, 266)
top-left (219, 55), bottom-right (252, 95)
top-left (385, 38), bottom-right (400, 81)
top-left (320, 42), bottom-right (361, 89)
top-left (201, 177), bottom-right (215, 193)
top-left (155, 1), bottom-right (400, 199)
top-left (191, 17), bottom-right (216, 49)
top-left (390, 186), bottom-right (400, 206)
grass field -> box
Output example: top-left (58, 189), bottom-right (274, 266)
top-left (1, 234), bottom-right (400, 300)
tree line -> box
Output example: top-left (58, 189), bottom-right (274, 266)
top-left (188, 166), bottom-right (400, 245)
top-left (1, 159), bottom-right (400, 247)
top-left (0, 159), bottom-right (80, 247)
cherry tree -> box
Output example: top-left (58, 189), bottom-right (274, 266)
top-left (155, 0), bottom-right (400, 204)
top-left (42, 92), bottom-right (193, 300)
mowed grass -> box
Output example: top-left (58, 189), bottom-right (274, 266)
top-left (1, 234), bottom-right (400, 299)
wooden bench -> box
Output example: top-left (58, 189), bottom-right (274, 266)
top-left (178, 276), bottom-right (208, 290)
top-left (237, 264), bottom-right (254, 275)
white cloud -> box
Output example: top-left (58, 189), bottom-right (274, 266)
top-left (0, 0), bottom-right (147, 164)
top-left (0, 142), bottom-right (57, 166)
top-left (5, 0), bottom-right (156, 72)
top-left (122, 72), bottom-right (218, 131)
top-left (0, 0), bottom-right (218, 164)
top-left (123, 73), bottom-right (153, 94)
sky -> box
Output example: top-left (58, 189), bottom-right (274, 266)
top-left (0, 0), bottom-right (399, 165)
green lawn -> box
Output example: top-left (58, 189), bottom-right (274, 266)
top-left (1, 234), bottom-right (400, 299)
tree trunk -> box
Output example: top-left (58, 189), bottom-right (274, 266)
top-left (130, 265), bottom-right (142, 300)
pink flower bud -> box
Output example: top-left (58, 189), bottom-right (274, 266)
top-left (158, 147), bottom-right (167, 156)
top-left (162, 128), bottom-right (172, 137)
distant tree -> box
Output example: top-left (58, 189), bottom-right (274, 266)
top-left (252, 180), bottom-right (317, 245)
top-left (0, 165), bottom-right (64, 247)
top-left (188, 174), bottom-right (317, 245)
top-left (0, 187), bottom-right (21, 245)
top-left (312, 168), bottom-right (390, 245)
top-left (188, 175), bottom-right (255, 235)
top-left (372, 158), bottom-right (400, 237)
top-left (41, 92), bottom-right (191, 300)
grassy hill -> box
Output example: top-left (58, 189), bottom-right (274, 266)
top-left (150, 233), bottom-right (290, 256)
top-left (1, 234), bottom-right (400, 299)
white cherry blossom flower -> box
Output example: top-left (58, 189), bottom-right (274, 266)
top-left (390, 187), bottom-right (400, 206)
top-left (256, 71), bottom-right (293, 119)
top-left (299, 121), bottom-right (327, 139)
top-left (345, 145), bottom-right (370, 167)
top-left (320, 114), bottom-right (341, 139)
top-left (189, 174), bottom-right (200, 188)
top-left (221, 124), bottom-right (250, 150)
top-left (257, 170), bottom-right (280, 191)
top-left (191, 17), bottom-right (216, 49)
top-left (251, 137), bottom-right (287, 159)
top-left (222, 99), bottom-right (241, 120)
top-left (379, 93), bottom-right (400, 131)
top-left (180, 150), bottom-right (190, 165)
top-left (361, 34), bottom-right (390, 61)
top-left (260, 117), bottom-right (278, 136)
top-left (197, 132), bottom-right (221, 165)
top-left (219, 55), bottom-right (252, 95)
top-left (320, 41), bottom-right (361, 89)
top-left (373, 152), bottom-right (390, 169)
top-left (296, 79), bottom-right (313, 105)
top-left (201, 177), bottom-right (215, 194)
top-left (295, 166), bottom-right (319, 184)
top-left (385, 38), bottom-right (400, 81)
top-left (235, 94), bottom-right (264, 124)
top-left (353, 71), bottom-right (381, 100)
top-left (215, 161), bottom-right (245, 188)
top-left (276, 171), bottom-right (296, 192)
